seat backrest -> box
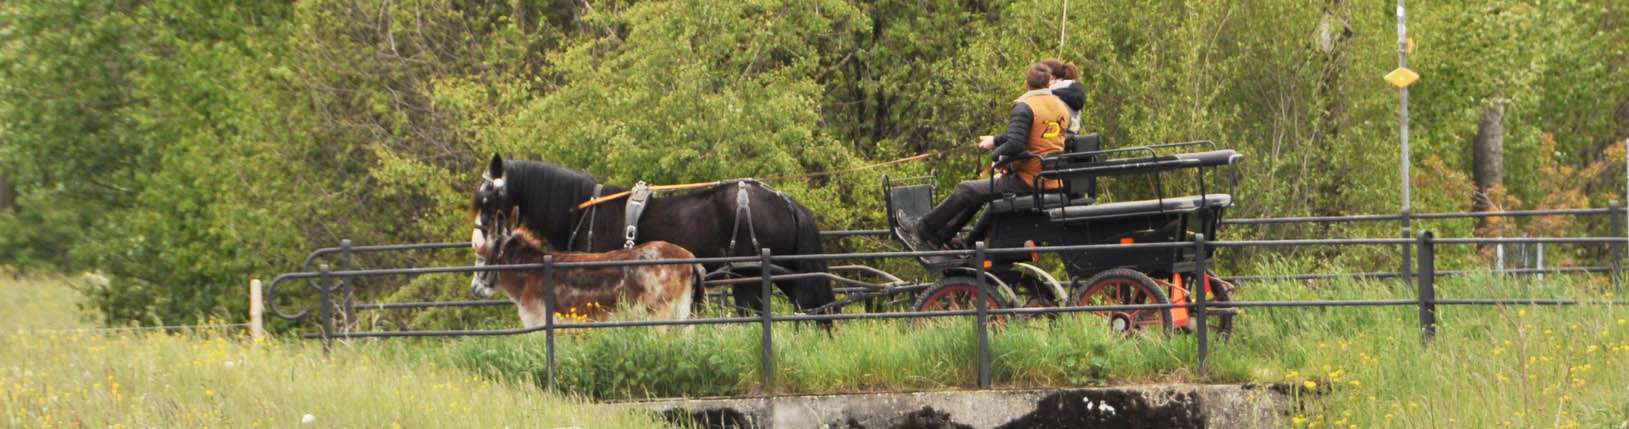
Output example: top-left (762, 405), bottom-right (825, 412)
top-left (887, 184), bottom-right (935, 225)
top-left (1059, 133), bottom-right (1102, 197)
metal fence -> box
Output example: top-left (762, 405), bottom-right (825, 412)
top-left (285, 205), bottom-right (1629, 314)
top-left (264, 206), bottom-right (1629, 392)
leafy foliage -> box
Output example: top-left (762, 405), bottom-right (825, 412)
top-left (0, 0), bottom-right (1625, 326)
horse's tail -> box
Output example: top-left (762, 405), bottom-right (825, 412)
top-left (679, 263), bottom-right (703, 320)
top-left (790, 203), bottom-right (834, 315)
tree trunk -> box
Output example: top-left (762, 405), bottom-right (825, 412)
top-left (0, 174), bottom-right (13, 212)
top-left (1472, 102), bottom-right (1505, 239)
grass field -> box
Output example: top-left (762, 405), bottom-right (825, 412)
top-left (0, 274), bottom-right (671, 428)
top-left (386, 270), bottom-right (1629, 427)
top-left (6, 271), bottom-right (1629, 428)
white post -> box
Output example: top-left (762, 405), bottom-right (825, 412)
top-left (249, 279), bottom-right (265, 341)
top-left (1495, 243), bottom-right (1505, 275)
top-left (1536, 242), bottom-right (1545, 281)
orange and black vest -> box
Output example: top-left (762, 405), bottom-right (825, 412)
top-left (1009, 92), bottom-right (1070, 189)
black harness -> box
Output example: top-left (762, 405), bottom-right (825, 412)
top-left (565, 184), bottom-right (604, 251)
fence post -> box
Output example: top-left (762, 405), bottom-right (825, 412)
top-left (543, 255), bottom-right (557, 392)
top-left (340, 239), bottom-right (354, 333)
top-left (1416, 231), bottom-right (1436, 344)
top-left (759, 248), bottom-right (775, 395)
top-left (1611, 201), bottom-right (1622, 292)
top-left (974, 242), bottom-right (991, 389)
top-left (1193, 233), bottom-right (1209, 374)
top-left (1495, 242), bottom-right (1506, 276)
top-left (1536, 242), bottom-right (1545, 282)
top-left (318, 264), bottom-right (333, 356)
top-left (249, 279), bottom-right (265, 342)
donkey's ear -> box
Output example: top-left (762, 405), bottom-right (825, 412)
top-left (507, 206), bottom-right (521, 225)
top-left (487, 153), bottom-right (505, 179)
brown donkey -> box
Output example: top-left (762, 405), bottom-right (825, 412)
top-left (470, 208), bottom-right (696, 327)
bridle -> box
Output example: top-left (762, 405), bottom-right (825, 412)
top-left (472, 174), bottom-right (517, 282)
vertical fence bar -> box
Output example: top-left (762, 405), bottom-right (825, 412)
top-left (1611, 202), bottom-right (1623, 292)
top-left (318, 264), bottom-right (333, 356)
top-left (759, 248), bottom-right (775, 394)
top-left (1193, 234), bottom-right (1209, 373)
top-left (543, 255), bottom-right (557, 392)
top-left (1416, 231), bottom-right (1436, 344)
top-left (974, 242), bottom-right (991, 389)
top-left (340, 239), bottom-right (354, 333)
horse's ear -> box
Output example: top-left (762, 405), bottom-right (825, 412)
top-left (487, 153), bottom-right (505, 179)
top-left (507, 206), bottom-right (521, 226)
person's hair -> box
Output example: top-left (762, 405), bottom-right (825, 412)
top-left (1040, 58), bottom-right (1079, 80)
top-left (1024, 63), bottom-right (1053, 90)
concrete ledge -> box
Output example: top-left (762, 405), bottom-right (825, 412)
top-left (617, 384), bottom-right (1288, 429)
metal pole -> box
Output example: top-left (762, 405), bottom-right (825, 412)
top-left (543, 255), bottom-right (557, 392)
top-left (1401, 224), bottom-right (1413, 285)
top-left (1397, 0), bottom-right (1411, 231)
top-left (974, 242), bottom-right (992, 389)
top-left (1396, 0), bottom-right (1413, 288)
top-left (1193, 234), bottom-right (1209, 373)
top-left (340, 239), bottom-right (354, 333)
top-left (759, 248), bottom-right (775, 394)
top-left (318, 263), bottom-right (333, 356)
top-left (1416, 231), bottom-right (1436, 344)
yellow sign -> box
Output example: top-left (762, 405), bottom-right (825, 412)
top-left (1385, 67), bottom-right (1420, 89)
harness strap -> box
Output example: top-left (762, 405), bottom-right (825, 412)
top-left (728, 181), bottom-right (760, 253)
top-left (566, 184), bottom-right (604, 251)
top-left (623, 182), bottom-right (652, 249)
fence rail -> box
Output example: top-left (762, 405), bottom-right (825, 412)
top-left (266, 225), bottom-right (1629, 393)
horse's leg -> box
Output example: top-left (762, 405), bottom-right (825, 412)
top-left (731, 285), bottom-right (762, 317)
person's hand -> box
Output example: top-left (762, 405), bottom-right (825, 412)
top-left (977, 135), bottom-right (995, 151)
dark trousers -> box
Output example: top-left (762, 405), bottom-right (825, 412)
top-left (918, 175), bottom-right (1030, 243)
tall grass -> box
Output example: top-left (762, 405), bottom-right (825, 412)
top-left (393, 270), bottom-right (1626, 426)
top-left (0, 275), bottom-right (670, 428)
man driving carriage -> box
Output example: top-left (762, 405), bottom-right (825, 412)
top-left (898, 62), bottom-right (1071, 249)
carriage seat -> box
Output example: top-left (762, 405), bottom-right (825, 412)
top-left (1047, 194), bottom-right (1232, 222)
top-left (988, 193), bottom-right (1092, 214)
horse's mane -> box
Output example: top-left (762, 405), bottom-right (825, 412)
top-left (501, 160), bottom-right (606, 247)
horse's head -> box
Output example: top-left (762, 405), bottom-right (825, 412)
top-left (471, 153), bottom-right (513, 223)
top-left (470, 201), bottom-right (521, 299)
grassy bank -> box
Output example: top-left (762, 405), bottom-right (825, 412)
top-left (0, 275), bottom-right (670, 428)
top-left (383, 271), bottom-right (1628, 426)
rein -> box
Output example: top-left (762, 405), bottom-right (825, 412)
top-left (570, 152), bottom-right (941, 211)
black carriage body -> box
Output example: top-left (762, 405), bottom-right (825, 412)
top-left (887, 134), bottom-right (1240, 282)
top-left (984, 199), bottom-right (1225, 278)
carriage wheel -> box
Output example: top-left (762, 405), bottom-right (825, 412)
top-left (912, 277), bottom-right (1013, 324)
top-left (1072, 268), bottom-right (1174, 333)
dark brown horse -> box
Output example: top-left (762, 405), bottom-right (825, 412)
top-left (469, 154), bottom-right (833, 318)
top-left (471, 209), bottom-right (696, 326)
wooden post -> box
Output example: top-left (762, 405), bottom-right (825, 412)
top-left (249, 279), bottom-right (266, 341)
